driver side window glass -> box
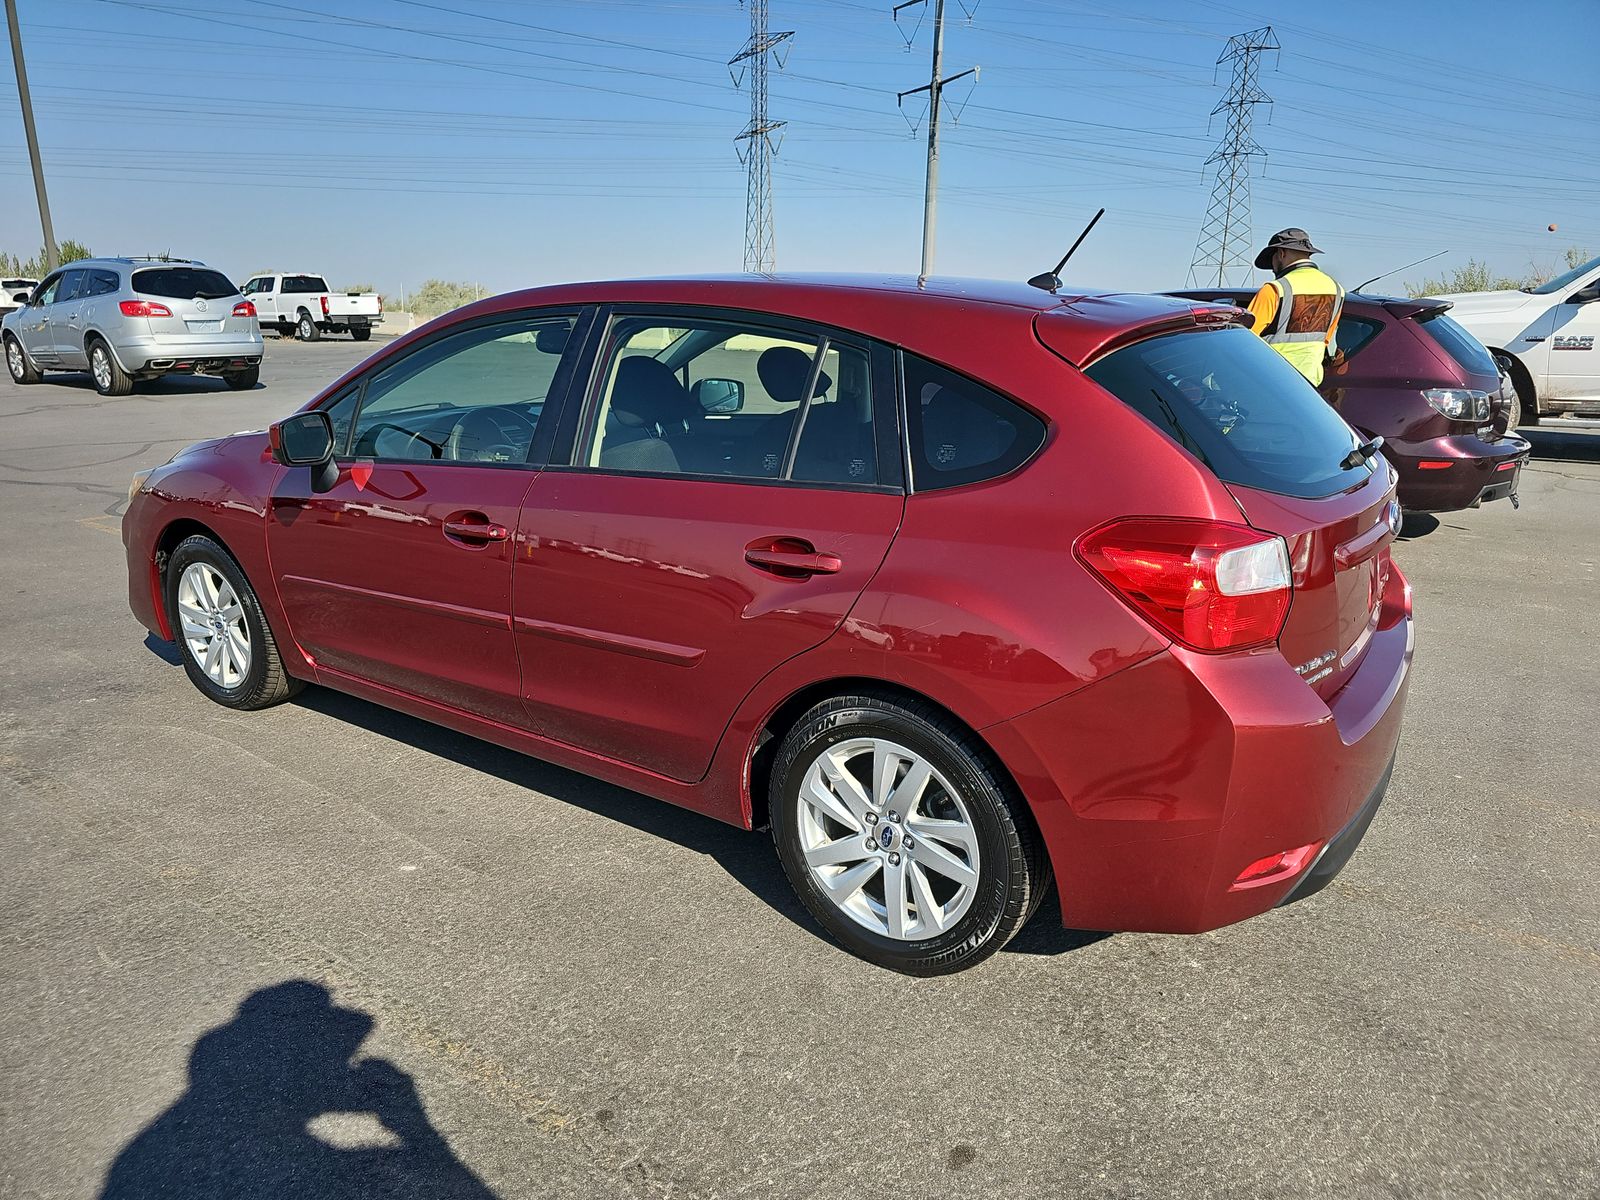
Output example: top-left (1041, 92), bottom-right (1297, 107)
top-left (349, 314), bottom-right (576, 464)
top-left (34, 276), bottom-right (63, 306)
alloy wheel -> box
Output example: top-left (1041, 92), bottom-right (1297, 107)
top-left (91, 346), bottom-right (112, 391)
top-left (176, 562), bottom-right (251, 689)
top-left (6, 339), bottom-right (22, 380)
top-left (796, 737), bottom-right (981, 940)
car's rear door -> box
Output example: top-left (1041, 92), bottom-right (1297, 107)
top-left (512, 308), bottom-right (903, 783)
top-left (266, 309), bottom-right (588, 725)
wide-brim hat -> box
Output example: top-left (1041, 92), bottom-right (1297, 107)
top-left (1254, 228), bottom-right (1322, 270)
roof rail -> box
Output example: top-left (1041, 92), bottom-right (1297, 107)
top-left (114, 255), bottom-right (205, 265)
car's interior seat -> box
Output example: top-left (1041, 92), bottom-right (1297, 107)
top-left (750, 346), bottom-right (832, 476)
top-left (599, 356), bottom-right (694, 474)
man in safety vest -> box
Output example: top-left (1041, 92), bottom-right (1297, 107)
top-left (1246, 228), bottom-right (1344, 387)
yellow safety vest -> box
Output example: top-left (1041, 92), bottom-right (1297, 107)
top-left (1256, 264), bottom-right (1344, 387)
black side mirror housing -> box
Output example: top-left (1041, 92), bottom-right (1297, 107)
top-left (270, 411), bottom-right (339, 492)
top-left (1568, 285), bottom-right (1600, 304)
top-left (691, 377), bottom-right (745, 414)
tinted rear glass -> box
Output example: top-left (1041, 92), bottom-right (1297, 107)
top-left (1334, 315), bottom-right (1383, 359)
top-left (283, 275), bottom-right (329, 293)
top-left (903, 352), bottom-right (1046, 490)
top-left (133, 268), bottom-right (238, 301)
top-left (1417, 312), bottom-right (1496, 377)
top-left (1085, 326), bottom-right (1368, 500)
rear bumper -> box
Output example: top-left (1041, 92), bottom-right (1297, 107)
top-left (325, 314), bottom-right (382, 327)
top-left (114, 334), bottom-right (263, 375)
top-left (1387, 432), bottom-right (1530, 512)
top-left (986, 561), bottom-right (1413, 934)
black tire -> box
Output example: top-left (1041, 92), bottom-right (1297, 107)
top-left (770, 693), bottom-right (1050, 976)
top-left (164, 534), bottom-right (303, 711)
top-left (87, 338), bottom-right (133, 396)
top-left (296, 311), bottom-right (320, 342)
top-left (350, 325), bottom-right (372, 342)
top-left (223, 366), bottom-right (260, 390)
top-left (5, 334), bottom-right (40, 384)
top-left (1505, 358), bottom-right (1538, 427)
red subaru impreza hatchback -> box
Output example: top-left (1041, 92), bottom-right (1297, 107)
top-left (123, 276), bottom-right (1413, 974)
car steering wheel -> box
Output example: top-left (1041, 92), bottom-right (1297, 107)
top-left (446, 406), bottom-right (537, 462)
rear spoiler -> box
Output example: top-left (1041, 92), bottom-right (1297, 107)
top-left (1036, 296), bottom-right (1251, 367)
top-left (1381, 297), bottom-right (1451, 321)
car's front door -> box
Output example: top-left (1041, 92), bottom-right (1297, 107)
top-left (17, 272), bottom-right (63, 364)
top-left (513, 310), bottom-right (903, 783)
top-left (1548, 266), bottom-right (1600, 401)
top-left (267, 310), bottom-right (585, 724)
top-left (49, 269), bottom-right (91, 369)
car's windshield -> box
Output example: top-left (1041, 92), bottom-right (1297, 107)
top-left (1525, 254), bottom-right (1600, 295)
top-left (132, 268), bottom-right (238, 301)
top-left (1085, 326), bottom-right (1367, 500)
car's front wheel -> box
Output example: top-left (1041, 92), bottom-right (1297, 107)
top-left (165, 535), bottom-right (303, 710)
top-left (88, 339), bottom-right (132, 396)
top-left (770, 694), bottom-right (1049, 975)
top-left (5, 334), bottom-right (40, 384)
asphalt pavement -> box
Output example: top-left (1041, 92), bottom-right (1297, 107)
top-left (1, 334), bottom-right (1596, 1199)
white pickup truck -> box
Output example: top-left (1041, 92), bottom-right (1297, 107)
top-left (1442, 253), bottom-right (1600, 424)
top-left (1, 277), bottom-right (38, 318)
top-left (240, 272), bottom-right (383, 342)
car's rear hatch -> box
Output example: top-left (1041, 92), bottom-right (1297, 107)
top-left (1059, 318), bottom-right (1398, 700)
top-left (132, 267), bottom-right (252, 343)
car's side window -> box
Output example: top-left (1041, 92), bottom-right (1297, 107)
top-left (85, 270), bottom-right (120, 298)
top-left (31, 275), bottom-right (62, 307)
top-left (1334, 316), bottom-right (1383, 360)
top-left (346, 314), bottom-right (576, 465)
top-left (56, 270), bottom-right (88, 303)
top-left (902, 353), bottom-right (1046, 491)
top-left (241, 278), bottom-right (266, 296)
top-left (581, 315), bottom-right (877, 485)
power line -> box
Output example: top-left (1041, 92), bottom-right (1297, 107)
top-left (894, 0), bottom-right (977, 278)
top-left (1189, 25), bottom-right (1277, 287)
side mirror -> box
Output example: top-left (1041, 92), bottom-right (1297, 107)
top-left (1567, 284), bottom-right (1600, 304)
top-left (691, 377), bottom-right (744, 414)
top-left (269, 411), bottom-right (339, 492)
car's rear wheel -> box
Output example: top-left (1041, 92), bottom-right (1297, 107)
top-left (165, 535), bottom-right (303, 710)
top-left (5, 335), bottom-right (40, 384)
top-left (770, 694), bottom-right (1049, 975)
top-left (88, 338), bottom-right (132, 396)
top-left (223, 366), bottom-right (259, 390)
top-left (296, 311), bottom-right (320, 342)
top-left (351, 325), bottom-right (372, 342)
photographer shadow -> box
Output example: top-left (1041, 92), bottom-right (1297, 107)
top-left (100, 980), bottom-right (496, 1200)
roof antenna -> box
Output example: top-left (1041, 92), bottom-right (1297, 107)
top-left (1028, 207), bottom-right (1105, 294)
top-left (1354, 249), bottom-right (1447, 294)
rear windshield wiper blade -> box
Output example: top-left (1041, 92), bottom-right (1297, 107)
top-left (1341, 435), bottom-right (1383, 470)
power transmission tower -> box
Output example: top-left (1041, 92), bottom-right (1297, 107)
top-left (730, 1), bottom-right (792, 273)
top-left (5, 0), bottom-right (58, 272)
top-left (895, 0), bottom-right (977, 279)
top-left (1188, 26), bottom-right (1278, 287)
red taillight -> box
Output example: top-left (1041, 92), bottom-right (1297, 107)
top-left (320, 295), bottom-right (329, 316)
top-left (119, 299), bottom-right (172, 318)
top-left (1075, 517), bottom-right (1292, 652)
top-left (377, 296), bottom-right (384, 314)
top-left (1229, 841), bottom-right (1323, 891)
top-left (233, 300), bottom-right (256, 318)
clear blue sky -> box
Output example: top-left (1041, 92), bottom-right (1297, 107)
top-left (3, 0), bottom-right (1595, 299)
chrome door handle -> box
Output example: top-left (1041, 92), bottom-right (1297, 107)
top-left (744, 538), bottom-right (842, 577)
top-left (443, 518), bottom-right (510, 543)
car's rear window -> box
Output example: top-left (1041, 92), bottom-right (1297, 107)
top-left (1085, 326), bottom-right (1369, 500)
top-left (282, 275), bottom-right (329, 293)
top-left (132, 268), bottom-right (238, 301)
top-left (1417, 311), bottom-right (1496, 377)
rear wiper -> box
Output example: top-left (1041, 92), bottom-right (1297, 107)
top-left (1341, 435), bottom-right (1383, 470)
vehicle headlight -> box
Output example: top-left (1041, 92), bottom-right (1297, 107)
top-left (128, 468), bottom-right (153, 503)
top-left (1422, 388), bottom-right (1490, 422)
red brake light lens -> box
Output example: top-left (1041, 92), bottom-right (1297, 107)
top-left (320, 295), bottom-right (329, 316)
top-left (119, 299), bottom-right (172, 318)
top-left (232, 300), bottom-right (256, 318)
top-left (1075, 517), bottom-right (1292, 652)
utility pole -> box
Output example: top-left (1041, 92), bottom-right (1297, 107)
top-left (895, 0), bottom-right (976, 280)
top-left (730, 1), bottom-right (792, 273)
top-left (1188, 26), bottom-right (1278, 287)
top-left (5, 0), bottom-right (57, 272)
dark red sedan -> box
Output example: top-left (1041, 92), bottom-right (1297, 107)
top-left (1174, 288), bottom-right (1531, 513)
top-left (123, 276), bottom-right (1413, 974)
